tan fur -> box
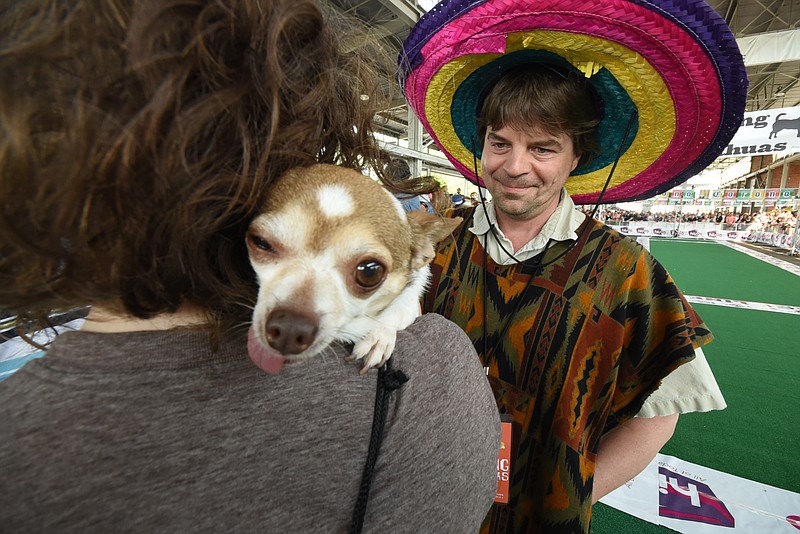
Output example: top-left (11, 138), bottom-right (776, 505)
top-left (263, 165), bottom-right (414, 278)
top-left (407, 211), bottom-right (462, 270)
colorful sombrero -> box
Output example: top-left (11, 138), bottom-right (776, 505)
top-left (399, 0), bottom-right (748, 204)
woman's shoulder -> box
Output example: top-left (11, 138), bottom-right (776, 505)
top-left (397, 313), bottom-right (479, 365)
top-left (367, 316), bottom-right (499, 531)
top-left (386, 311), bottom-right (499, 460)
top-left (392, 313), bottom-right (493, 400)
top-left (406, 311), bottom-right (466, 335)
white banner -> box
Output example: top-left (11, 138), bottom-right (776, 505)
top-left (600, 454), bottom-right (800, 532)
top-left (745, 230), bottom-right (798, 250)
top-left (612, 222), bottom-right (798, 250)
top-left (737, 29), bottom-right (800, 67)
top-left (721, 106), bottom-right (800, 158)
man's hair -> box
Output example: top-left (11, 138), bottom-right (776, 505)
top-left (477, 64), bottom-right (601, 166)
top-left (0, 0), bottom-right (393, 331)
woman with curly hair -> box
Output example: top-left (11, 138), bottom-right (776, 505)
top-left (0, 1), bottom-right (500, 530)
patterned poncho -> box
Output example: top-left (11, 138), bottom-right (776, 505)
top-left (422, 208), bottom-right (713, 534)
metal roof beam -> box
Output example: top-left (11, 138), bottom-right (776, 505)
top-left (376, 0), bottom-right (425, 25)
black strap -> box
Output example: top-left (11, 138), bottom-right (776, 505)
top-left (350, 359), bottom-right (409, 534)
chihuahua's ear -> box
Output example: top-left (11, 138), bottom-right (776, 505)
top-left (406, 211), bottom-right (463, 270)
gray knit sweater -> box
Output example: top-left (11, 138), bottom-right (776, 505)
top-left (0, 313), bottom-right (500, 533)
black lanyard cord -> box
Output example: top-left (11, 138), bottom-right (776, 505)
top-left (350, 359), bottom-right (408, 533)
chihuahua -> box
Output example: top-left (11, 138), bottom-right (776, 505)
top-left (246, 164), bottom-right (461, 374)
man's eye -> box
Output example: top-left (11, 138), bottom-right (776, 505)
top-left (354, 260), bottom-right (386, 289)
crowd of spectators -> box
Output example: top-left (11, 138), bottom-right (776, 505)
top-left (590, 207), bottom-right (797, 234)
top-left (750, 210), bottom-right (797, 234)
top-left (598, 209), bottom-right (719, 223)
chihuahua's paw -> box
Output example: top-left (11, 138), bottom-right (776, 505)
top-left (350, 325), bottom-right (397, 375)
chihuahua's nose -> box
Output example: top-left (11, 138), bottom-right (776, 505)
top-left (265, 309), bottom-right (318, 355)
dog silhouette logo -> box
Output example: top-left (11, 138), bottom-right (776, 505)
top-left (768, 113), bottom-right (800, 139)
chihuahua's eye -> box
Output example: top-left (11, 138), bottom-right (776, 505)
top-left (354, 260), bottom-right (386, 289)
top-left (248, 233), bottom-right (275, 253)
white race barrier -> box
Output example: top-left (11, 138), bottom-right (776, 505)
top-left (607, 222), bottom-right (797, 251)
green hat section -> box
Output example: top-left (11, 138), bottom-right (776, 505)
top-left (451, 50), bottom-right (639, 176)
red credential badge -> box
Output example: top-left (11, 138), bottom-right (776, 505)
top-left (495, 414), bottom-right (513, 504)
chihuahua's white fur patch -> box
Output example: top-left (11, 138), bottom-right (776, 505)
top-left (317, 184), bottom-right (355, 218)
top-left (246, 164), bottom-right (462, 373)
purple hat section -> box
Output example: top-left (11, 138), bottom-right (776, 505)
top-left (623, 0), bottom-right (748, 201)
top-left (400, 0), bottom-right (748, 204)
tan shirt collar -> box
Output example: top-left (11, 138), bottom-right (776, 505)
top-left (469, 188), bottom-right (586, 265)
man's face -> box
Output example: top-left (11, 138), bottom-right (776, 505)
top-left (481, 124), bottom-right (580, 222)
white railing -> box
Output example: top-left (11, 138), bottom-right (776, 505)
top-left (604, 221), bottom-right (798, 252)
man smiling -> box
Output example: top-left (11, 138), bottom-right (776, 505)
top-left (400, 0), bottom-right (746, 527)
top-left (423, 61), bottom-right (728, 534)
top-left (482, 125), bottom-right (578, 246)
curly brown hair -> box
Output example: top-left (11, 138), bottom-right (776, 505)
top-left (0, 0), bottom-right (394, 332)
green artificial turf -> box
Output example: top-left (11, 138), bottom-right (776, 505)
top-left (662, 304), bottom-right (800, 494)
top-left (591, 240), bottom-right (800, 534)
top-left (648, 239), bottom-right (800, 307)
top-left (592, 502), bottom-right (672, 533)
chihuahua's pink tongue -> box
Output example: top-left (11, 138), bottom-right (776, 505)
top-left (247, 326), bottom-right (285, 375)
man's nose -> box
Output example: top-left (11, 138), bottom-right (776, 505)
top-left (503, 148), bottom-right (531, 176)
